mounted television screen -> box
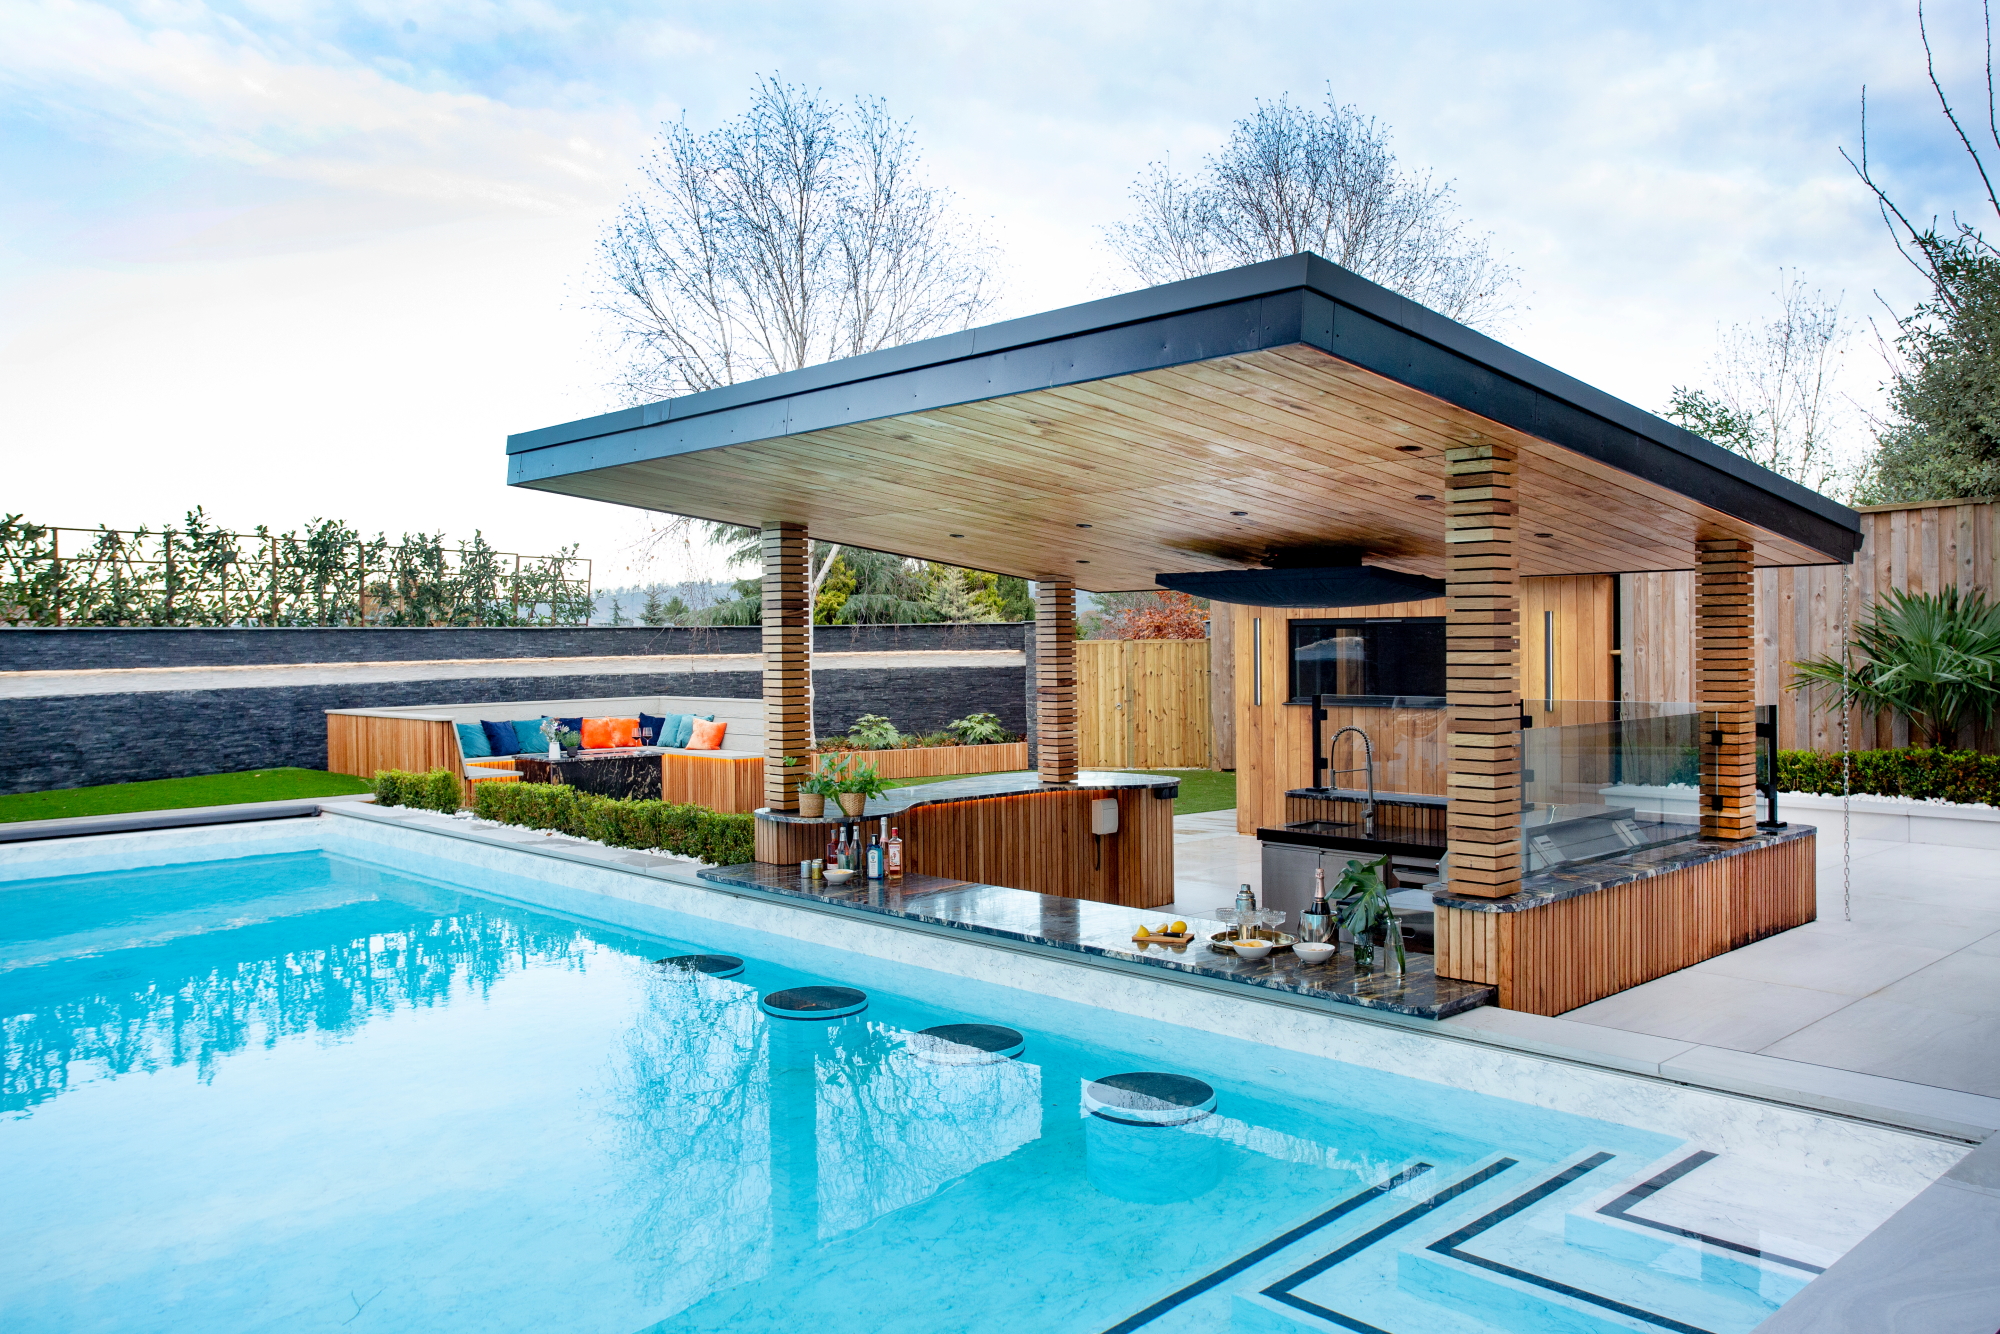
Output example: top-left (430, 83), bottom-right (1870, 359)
top-left (1288, 618), bottom-right (1446, 706)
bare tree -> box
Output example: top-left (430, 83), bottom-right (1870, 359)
top-left (595, 78), bottom-right (1000, 402)
top-left (1103, 90), bottom-right (1516, 328)
top-left (1665, 273), bottom-right (1863, 499)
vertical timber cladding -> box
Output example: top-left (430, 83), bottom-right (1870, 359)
top-left (761, 523), bottom-right (810, 811)
top-left (1697, 534), bottom-right (1758, 839)
top-left (1445, 443), bottom-right (1523, 900)
top-left (1036, 577), bottom-right (1079, 783)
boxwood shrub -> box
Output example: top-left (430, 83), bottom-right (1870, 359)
top-left (1776, 748), bottom-right (2000, 806)
top-left (371, 767), bottom-right (460, 814)
top-left (472, 782), bottom-right (756, 866)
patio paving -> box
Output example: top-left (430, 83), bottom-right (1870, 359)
top-left (1169, 814), bottom-right (2000, 1102)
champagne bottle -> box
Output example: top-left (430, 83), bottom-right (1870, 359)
top-left (886, 825), bottom-right (903, 881)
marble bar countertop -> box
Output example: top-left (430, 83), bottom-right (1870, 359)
top-left (1286, 787), bottom-right (1447, 808)
top-left (695, 861), bottom-right (1494, 1020)
top-left (1433, 823), bottom-right (1818, 914)
top-left (757, 768), bottom-right (1180, 825)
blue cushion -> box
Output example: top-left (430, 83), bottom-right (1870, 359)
top-left (480, 720), bottom-right (520, 755)
top-left (638, 712), bottom-right (666, 747)
top-left (557, 716), bottom-right (583, 741)
top-left (456, 722), bottom-right (492, 759)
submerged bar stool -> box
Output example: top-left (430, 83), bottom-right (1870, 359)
top-left (655, 953), bottom-right (746, 978)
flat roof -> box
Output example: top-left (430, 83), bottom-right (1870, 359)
top-left (507, 254), bottom-right (1860, 588)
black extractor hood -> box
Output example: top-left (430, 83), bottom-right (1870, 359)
top-left (1156, 547), bottom-right (1446, 608)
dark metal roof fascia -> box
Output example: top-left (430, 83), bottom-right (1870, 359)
top-left (507, 253), bottom-right (1862, 562)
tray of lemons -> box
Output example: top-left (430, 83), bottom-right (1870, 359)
top-left (1131, 920), bottom-right (1194, 945)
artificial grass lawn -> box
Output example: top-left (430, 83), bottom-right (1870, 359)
top-left (888, 767), bottom-right (1235, 817)
top-left (0, 768), bottom-right (375, 824)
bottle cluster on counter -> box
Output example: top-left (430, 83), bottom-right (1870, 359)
top-left (806, 817), bottom-right (903, 883)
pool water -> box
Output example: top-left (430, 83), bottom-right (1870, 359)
top-left (1, 842), bottom-right (1843, 1332)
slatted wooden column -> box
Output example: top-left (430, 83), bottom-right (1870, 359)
top-left (1697, 534), bottom-right (1758, 839)
top-left (1445, 443), bottom-right (1522, 900)
top-left (1036, 577), bottom-right (1078, 784)
top-left (761, 523), bottom-right (810, 811)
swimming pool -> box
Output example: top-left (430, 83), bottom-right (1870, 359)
top-left (0, 822), bottom-right (1949, 1332)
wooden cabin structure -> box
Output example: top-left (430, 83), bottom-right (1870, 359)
top-left (504, 254), bottom-right (1859, 1014)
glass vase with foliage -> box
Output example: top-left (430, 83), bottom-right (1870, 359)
top-left (1790, 588), bottom-right (2000, 748)
top-left (1333, 855), bottom-right (1405, 972)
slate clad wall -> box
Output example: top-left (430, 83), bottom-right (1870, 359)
top-left (0, 623), bottom-right (1028, 671)
top-left (0, 667), bottom-right (1027, 794)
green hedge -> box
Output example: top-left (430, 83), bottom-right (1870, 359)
top-left (372, 767), bottom-right (460, 813)
top-left (472, 782), bottom-right (756, 866)
top-left (1776, 748), bottom-right (2000, 806)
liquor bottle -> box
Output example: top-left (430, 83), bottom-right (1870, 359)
top-left (841, 825), bottom-right (857, 872)
top-left (886, 825), bottom-right (903, 881)
top-left (824, 824), bottom-right (841, 869)
top-left (866, 833), bottom-right (884, 881)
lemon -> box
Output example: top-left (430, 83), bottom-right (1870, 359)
top-left (1135, 925), bottom-right (1151, 937)
top-left (1171, 920), bottom-right (1187, 934)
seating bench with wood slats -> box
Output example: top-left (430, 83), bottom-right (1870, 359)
top-left (326, 695), bottom-right (765, 811)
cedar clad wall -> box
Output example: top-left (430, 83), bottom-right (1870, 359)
top-left (1621, 498), bottom-right (2000, 753)
top-left (1229, 574), bottom-right (1612, 835)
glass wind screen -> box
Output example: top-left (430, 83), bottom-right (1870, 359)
top-left (1289, 618), bottom-right (1445, 703)
top-left (1520, 701), bottom-right (1702, 875)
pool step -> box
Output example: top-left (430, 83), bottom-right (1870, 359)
top-left (1223, 1148), bottom-right (1807, 1334)
top-left (1395, 1150), bottom-right (1799, 1334)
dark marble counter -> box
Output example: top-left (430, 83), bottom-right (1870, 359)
top-left (695, 861), bottom-right (1494, 1020)
top-left (515, 752), bottom-right (662, 800)
top-left (757, 768), bottom-right (1180, 825)
top-left (1433, 823), bottom-right (1817, 914)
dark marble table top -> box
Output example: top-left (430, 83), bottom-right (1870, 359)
top-left (1432, 823), bottom-right (1818, 914)
top-left (757, 768), bottom-right (1181, 824)
top-left (694, 861), bottom-right (1494, 1020)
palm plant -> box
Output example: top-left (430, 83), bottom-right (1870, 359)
top-left (1790, 588), bottom-right (2000, 747)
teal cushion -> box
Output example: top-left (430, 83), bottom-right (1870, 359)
top-left (671, 713), bottom-right (714, 748)
top-left (509, 719), bottom-right (546, 753)
top-left (456, 722), bottom-right (492, 759)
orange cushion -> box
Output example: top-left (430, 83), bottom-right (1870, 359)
top-left (581, 716), bottom-right (640, 749)
top-left (687, 719), bottom-right (728, 750)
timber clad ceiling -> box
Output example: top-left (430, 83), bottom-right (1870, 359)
top-left (522, 343), bottom-right (1838, 591)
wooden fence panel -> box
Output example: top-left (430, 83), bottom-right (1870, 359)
top-left (1076, 639), bottom-right (1212, 769)
top-left (1619, 498), bottom-right (2000, 753)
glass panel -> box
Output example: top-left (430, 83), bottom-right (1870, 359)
top-left (1520, 700), bottom-right (1702, 875)
top-left (1288, 618), bottom-right (1446, 703)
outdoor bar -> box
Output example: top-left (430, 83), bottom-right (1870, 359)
top-left (505, 253), bottom-right (1859, 1015)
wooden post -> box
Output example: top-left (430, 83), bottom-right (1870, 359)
top-left (1697, 534), bottom-right (1758, 839)
top-left (1036, 577), bottom-right (1078, 784)
top-left (1444, 443), bottom-right (1522, 899)
top-left (762, 523), bottom-right (810, 811)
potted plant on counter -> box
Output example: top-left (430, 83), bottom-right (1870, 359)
top-left (1334, 855), bottom-right (1405, 972)
top-left (795, 756), bottom-right (843, 818)
top-left (835, 760), bottom-right (891, 817)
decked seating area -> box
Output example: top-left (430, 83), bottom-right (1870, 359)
top-left (326, 694), bottom-right (765, 809)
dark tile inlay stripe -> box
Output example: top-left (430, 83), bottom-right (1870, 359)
top-left (1099, 1163), bottom-right (1434, 1333)
top-left (1599, 1150), bottom-right (1825, 1275)
top-left (1424, 1151), bottom-right (1717, 1334)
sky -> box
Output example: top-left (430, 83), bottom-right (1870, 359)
top-left (3, 0), bottom-right (1992, 588)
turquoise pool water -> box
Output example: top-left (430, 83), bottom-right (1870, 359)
top-left (2, 841), bottom-right (1816, 1333)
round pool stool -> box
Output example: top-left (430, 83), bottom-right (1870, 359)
top-left (1083, 1072), bottom-right (1216, 1127)
top-left (760, 985), bottom-right (868, 1020)
top-left (654, 954), bottom-right (745, 979)
top-left (908, 1023), bottom-right (1026, 1064)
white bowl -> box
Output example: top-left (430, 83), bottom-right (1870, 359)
top-left (1232, 940), bottom-right (1274, 962)
top-left (1292, 942), bottom-right (1337, 965)
top-left (822, 868), bottom-right (856, 883)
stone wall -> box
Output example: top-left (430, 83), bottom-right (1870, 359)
top-left (0, 622), bottom-right (1027, 670)
top-left (0, 624), bottom-right (1034, 794)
